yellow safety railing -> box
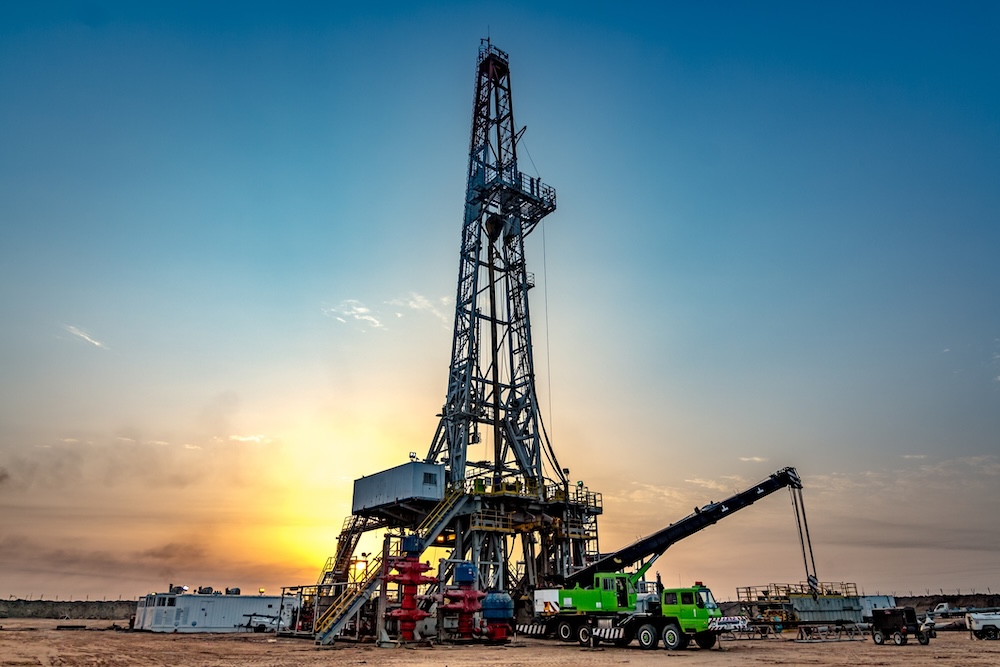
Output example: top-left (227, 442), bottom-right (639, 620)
top-left (416, 486), bottom-right (465, 539)
top-left (313, 553), bottom-right (384, 638)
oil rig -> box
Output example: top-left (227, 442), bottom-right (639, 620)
top-left (280, 39), bottom-right (603, 644)
top-left (275, 40), bottom-right (837, 647)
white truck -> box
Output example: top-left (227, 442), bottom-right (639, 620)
top-left (966, 612), bottom-right (1000, 640)
top-left (929, 602), bottom-right (967, 617)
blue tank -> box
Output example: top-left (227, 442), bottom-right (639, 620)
top-left (401, 534), bottom-right (422, 555)
top-left (454, 562), bottom-right (477, 584)
top-left (481, 592), bottom-right (514, 620)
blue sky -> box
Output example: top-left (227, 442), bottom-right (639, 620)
top-left (1, 1), bottom-right (999, 600)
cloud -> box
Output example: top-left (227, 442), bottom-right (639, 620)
top-left (324, 293), bottom-right (452, 331)
top-left (740, 456), bottom-right (767, 463)
top-left (902, 454), bottom-right (927, 460)
top-left (809, 456), bottom-right (1000, 514)
top-left (228, 434), bottom-right (269, 444)
top-left (0, 536), bottom-right (210, 584)
top-left (0, 467), bottom-right (9, 486)
top-left (0, 533), bottom-right (307, 598)
top-left (684, 475), bottom-right (746, 494)
top-left (63, 325), bottom-right (109, 350)
top-left (323, 300), bottom-right (383, 329)
top-left (387, 292), bottom-right (451, 325)
top-left (605, 481), bottom-right (687, 506)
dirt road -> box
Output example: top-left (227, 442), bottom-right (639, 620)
top-left (2, 619), bottom-right (999, 667)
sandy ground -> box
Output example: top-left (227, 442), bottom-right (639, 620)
top-left (2, 619), bottom-right (999, 667)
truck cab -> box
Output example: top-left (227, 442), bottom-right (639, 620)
top-left (661, 584), bottom-right (721, 633)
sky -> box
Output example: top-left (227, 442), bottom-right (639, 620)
top-left (1, 1), bottom-right (999, 602)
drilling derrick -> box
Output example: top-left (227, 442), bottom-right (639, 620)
top-left (422, 39), bottom-right (601, 594)
top-left (307, 41), bottom-right (602, 645)
top-left (426, 39), bottom-right (556, 489)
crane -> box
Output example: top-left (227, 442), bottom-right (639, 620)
top-left (565, 467), bottom-right (816, 589)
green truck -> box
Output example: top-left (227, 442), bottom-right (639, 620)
top-left (517, 469), bottom-right (805, 649)
top-left (530, 572), bottom-right (746, 649)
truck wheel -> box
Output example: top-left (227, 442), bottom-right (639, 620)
top-left (917, 632), bottom-right (930, 645)
top-left (892, 631), bottom-right (906, 646)
top-left (985, 627), bottom-right (999, 640)
top-left (662, 623), bottom-right (685, 650)
top-left (694, 631), bottom-right (717, 649)
top-left (556, 620), bottom-right (575, 642)
top-left (872, 630), bottom-right (884, 645)
top-left (637, 623), bottom-right (659, 650)
top-left (577, 624), bottom-right (592, 646)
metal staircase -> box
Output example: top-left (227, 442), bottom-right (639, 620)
top-left (318, 514), bottom-right (386, 586)
top-left (313, 552), bottom-right (385, 644)
top-left (415, 486), bottom-right (468, 542)
top-left (313, 488), bottom-right (469, 644)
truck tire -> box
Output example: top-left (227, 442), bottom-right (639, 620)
top-left (872, 630), bottom-right (884, 645)
top-left (917, 632), bottom-right (930, 645)
top-left (576, 624), bottom-right (592, 646)
top-left (556, 620), bottom-right (575, 642)
top-left (892, 631), bottom-right (906, 646)
top-left (694, 631), bottom-right (717, 649)
top-left (637, 623), bottom-right (659, 650)
top-left (662, 623), bottom-right (686, 650)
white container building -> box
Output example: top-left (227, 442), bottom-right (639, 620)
top-left (352, 461), bottom-right (445, 514)
top-left (134, 589), bottom-right (291, 633)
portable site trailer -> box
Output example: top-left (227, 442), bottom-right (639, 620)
top-left (134, 590), bottom-right (291, 633)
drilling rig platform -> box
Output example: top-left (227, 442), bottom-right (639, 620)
top-left (279, 40), bottom-right (604, 645)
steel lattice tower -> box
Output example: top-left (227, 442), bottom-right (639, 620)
top-left (420, 40), bottom-right (601, 594)
top-left (426, 41), bottom-right (561, 491)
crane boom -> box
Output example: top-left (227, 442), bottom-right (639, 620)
top-left (565, 467), bottom-right (803, 587)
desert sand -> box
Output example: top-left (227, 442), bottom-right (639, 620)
top-left (2, 619), bottom-right (999, 667)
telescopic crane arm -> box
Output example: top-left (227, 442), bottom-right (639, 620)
top-left (564, 467), bottom-right (804, 588)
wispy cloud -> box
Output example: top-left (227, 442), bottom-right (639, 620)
top-left (739, 456), bottom-right (767, 463)
top-left (684, 475), bottom-right (746, 494)
top-left (902, 454), bottom-right (927, 460)
top-left (323, 300), bottom-right (383, 329)
top-left (228, 434), bottom-right (269, 445)
top-left (605, 481), bottom-right (687, 506)
top-left (63, 325), bottom-right (109, 350)
top-left (387, 292), bottom-right (451, 326)
top-left (324, 293), bottom-right (452, 331)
